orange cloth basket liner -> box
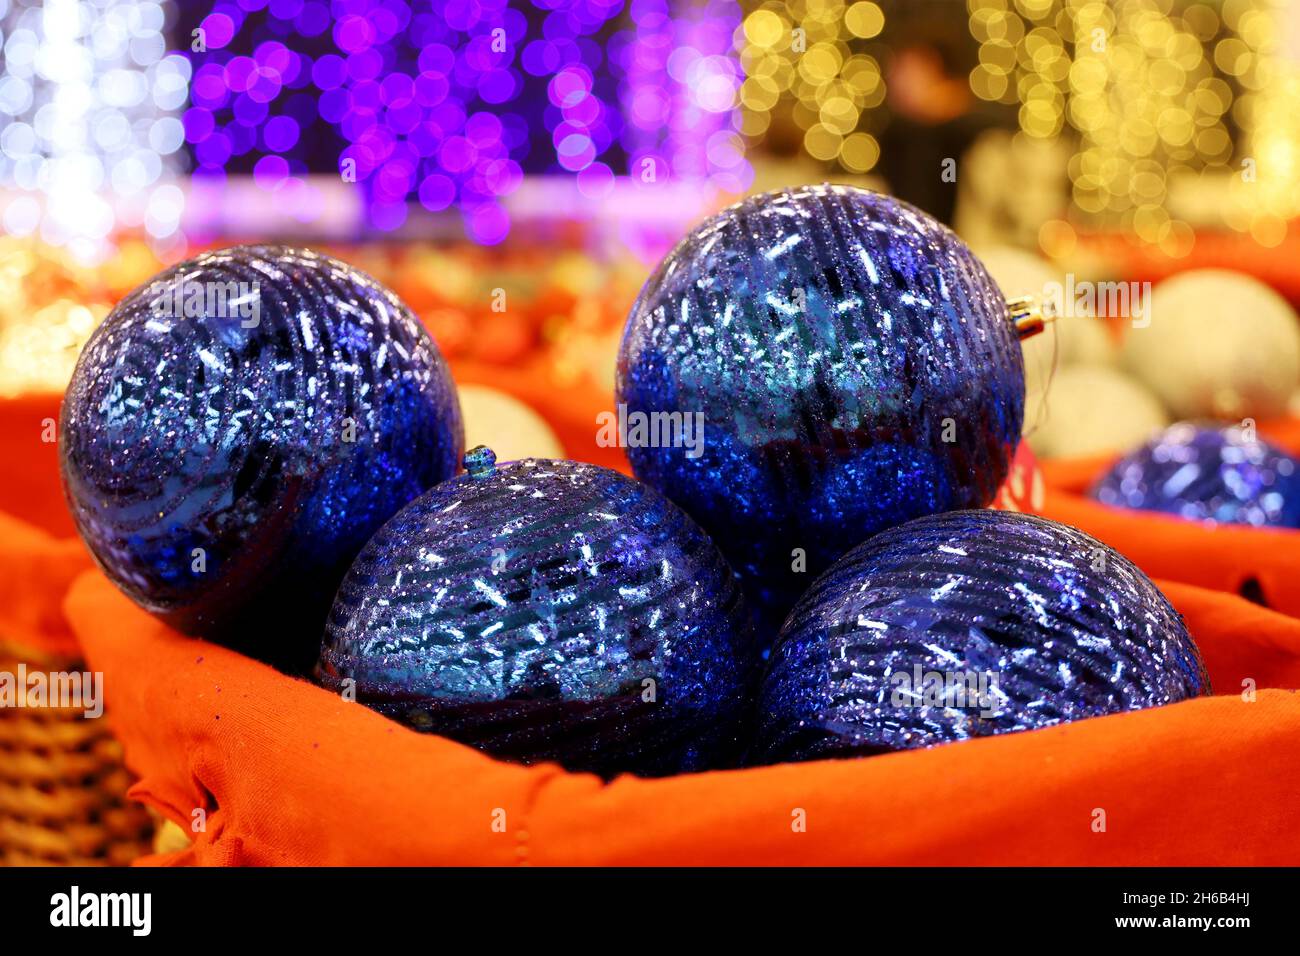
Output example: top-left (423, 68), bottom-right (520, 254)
top-left (4, 392), bottom-right (1300, 865)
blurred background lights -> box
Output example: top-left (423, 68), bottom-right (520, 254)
top-left (6, 0), bottom-right (1291, 253)
top-left (622, 0), bottom-right (749, 192)
top-left (0, 0), bottom-right (189, 260)
top-left (736, 0), bottom-right (886, 175)
top-left (967, 0), bottom-right (1300, 252)
top-left (179, 0), bottom-right (748, 244)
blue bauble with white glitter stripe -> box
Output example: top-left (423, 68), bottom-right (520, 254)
top-left (60, 246), bottom-right (462, 669)
top-left (316, 451), bottom-right (757, 777)
top-left (753, 510), bottom-right (1210, 764)
top-left (617, 186), bottom-right (1024, 630)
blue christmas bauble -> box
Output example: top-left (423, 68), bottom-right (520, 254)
top-left (60, 246), bottom-right (463, 668)
top-left (754, 510), bottom-right (1209, 764)
top-left (617, 185), bottom-right (1024, 630)
top-left (316, 449), bottom-right (757, 777)
top-left (1091, 422), bottom-right (1300, 528)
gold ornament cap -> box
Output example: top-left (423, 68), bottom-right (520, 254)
top-left (1007, 294), bottom-right (1058, 340)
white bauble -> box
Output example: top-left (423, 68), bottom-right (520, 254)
top-left (1026, 364), bottom-right (1169, 460)
top-left (975, 245), bottom-right (1116, 402)
top-left (1121, 269), bottom-right (1300, 419)
top-left (458, 384), bottom-right (565, 461)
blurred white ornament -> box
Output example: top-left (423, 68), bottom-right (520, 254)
top-left (1027, 364), bottom-right (1169, 460)
top-left (956, 131), bottom-right (1071, 250)
top-left (1122, 269), bottom-right (1300, 420)
top-left (975, 245), bottom-right (1116, 406)
top-left (459, 384), bottom-right (564, 462)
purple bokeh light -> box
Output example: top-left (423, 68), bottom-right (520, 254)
top-left (183, 0), bottom-right (746, 242)
top-left (620, 0), bottom-right (750, 194)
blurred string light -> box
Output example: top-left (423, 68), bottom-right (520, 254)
top-left (0, 0), bottom-right (189, 259)
top-left (968, 0), bottom-right (1297, 253)
top-left (0, 239), bottom-right (108, 395)
top-left (620, 0), bottom-right (750, 194)
top-left (523, 0), bottom-right (623, 213)
top-left (330, 0), bottom-right (529, 241)
top-left (185, 0), bottom-right (531, 240)
top-left (185, 0), bottom-right (337, 228)
top-left (185, 0), bottom-right (747, 244)
top-left (1226, 0), bottom-right (1300, 244)
top-left (735, 0), bottom-right (886, 174)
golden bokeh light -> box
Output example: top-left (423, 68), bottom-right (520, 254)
top-left (845, 2), bottom-right (885, 39)
top-left (967, 0), bottom-right (1296, 245)
top-left (736, 1), bottom-right (886, 174)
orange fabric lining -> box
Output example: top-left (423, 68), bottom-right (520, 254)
top-left (7, 388), bottom-right (1300, 865)
top-left (1037, 419), bottom-right (1300, 615)
top-left (58, 569), bottom-right (1300, 866)
top-left (0, 512), bottom-right (90, 659)
top-left (0, 393), bottom-right (76, 538)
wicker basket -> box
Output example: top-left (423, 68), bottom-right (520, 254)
top-left (0, 641), bottom-right (153, 866)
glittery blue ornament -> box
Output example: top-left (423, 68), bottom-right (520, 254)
top-left (617, 185), bottom-right (1025, 630)
top-left (1091, 422), bottom-right (1300, 528)
top-left (316, 450), bottom-right (757, 777)
top-left (60, 246), bottom-right (463, 669)
top-left (754, 510), bottom-right (1209, 764)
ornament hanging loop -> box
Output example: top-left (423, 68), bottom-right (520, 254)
top-left (1007, 295), bottom-right (1058, 340)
